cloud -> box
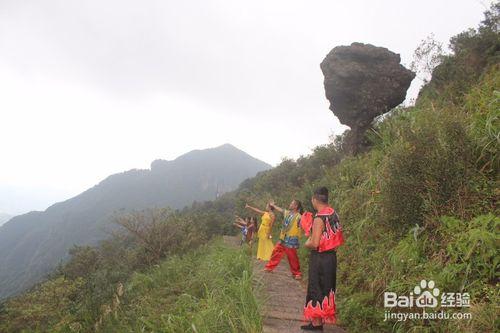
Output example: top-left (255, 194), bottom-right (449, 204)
top-left (0, 0), bottom-right (488, 211)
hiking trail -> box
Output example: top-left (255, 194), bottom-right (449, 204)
top-left (224, 236), bottom-right (346, 333)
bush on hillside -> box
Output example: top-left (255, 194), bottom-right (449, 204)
top-left (418, 3), bottom-right (499, 105)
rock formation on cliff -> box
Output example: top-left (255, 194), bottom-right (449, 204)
top-left (320, 42), bottom-right (415, 152)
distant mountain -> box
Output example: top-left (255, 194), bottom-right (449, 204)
top-left (0, 144), bottom-right (270, 300)
top-left (0, 213), bottom-right (12, 227)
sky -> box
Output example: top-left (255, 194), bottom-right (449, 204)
top-left (0, 0), bottom-right (492, 214)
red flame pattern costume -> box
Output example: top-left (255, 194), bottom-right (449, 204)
top-left (304, 290), bottom-right (336, 324)
top-left (303, 206), bottom-right (342, 324)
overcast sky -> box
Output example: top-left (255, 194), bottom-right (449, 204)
top-left (0, 0), bottom-right (491, 214)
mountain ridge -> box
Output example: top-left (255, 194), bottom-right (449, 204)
top-left (0, 212), bottom-right (12, 227)
top-left (0, 143), bottom-right (271, 299)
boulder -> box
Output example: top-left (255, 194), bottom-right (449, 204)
top-left (320, 42), bottom-right (415, 152)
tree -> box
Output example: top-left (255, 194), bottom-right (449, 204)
top-left (410, 34), bottom-right (445, 84)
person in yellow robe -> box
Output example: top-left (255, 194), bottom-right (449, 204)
top-left (245, 202), bottom-right (275, 261)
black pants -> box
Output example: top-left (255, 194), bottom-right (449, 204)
top-left (305, 249), bottom-right (337, 307)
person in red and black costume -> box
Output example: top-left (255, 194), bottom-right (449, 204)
top-left (301, 186), bottom-right (344, 331)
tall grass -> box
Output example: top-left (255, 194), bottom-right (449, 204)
top-left (100, 239), bottom-right (262, 333)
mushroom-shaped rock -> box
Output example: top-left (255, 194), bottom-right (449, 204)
top-left (320, 42), bottom-right (415, 152)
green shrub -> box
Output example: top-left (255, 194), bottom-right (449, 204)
top-left (466, 65), bottom-right (500, 176)
top-left (378, 106), bottom-right (475, 229)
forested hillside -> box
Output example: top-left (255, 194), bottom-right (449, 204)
top-left (0, 5), bottom-right (498, 333)
top-left (0, 144), bottom-right (270, 300)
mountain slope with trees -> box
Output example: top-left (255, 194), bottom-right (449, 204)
top-left (0, 144), bottom-right (270, 300)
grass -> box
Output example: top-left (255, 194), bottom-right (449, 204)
top-left (100, 239), bottom-right (262, 333)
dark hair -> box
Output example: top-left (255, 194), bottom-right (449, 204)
top-left (294, 199), bottom-right (304, 214)
top-left (313, 187), bottom-right (329, 204)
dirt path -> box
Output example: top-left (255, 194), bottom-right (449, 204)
top-left (253, 254), bottom-right (346, 333)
